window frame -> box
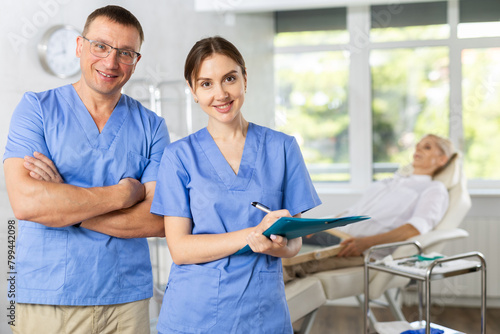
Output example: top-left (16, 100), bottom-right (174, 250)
top-left (274, 0), bottom-right (500, 194)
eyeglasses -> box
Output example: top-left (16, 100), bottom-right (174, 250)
top-left (82, 36), bottom-right (141, 65)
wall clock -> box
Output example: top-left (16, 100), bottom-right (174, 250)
top-left (38, 25), bottom-right (81, 78)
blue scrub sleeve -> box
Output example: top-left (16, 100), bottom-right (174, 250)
top-left (140, 117), bottom-right (170, 184)
top-left (3, 92), bottom-right (51, 161)
top-left (282, 137), bottom-right (322, 216)
top-left (150, 147), bottom-right (192, 218)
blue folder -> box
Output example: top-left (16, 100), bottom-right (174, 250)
top-left (234, 215), bottom-right (370, 255)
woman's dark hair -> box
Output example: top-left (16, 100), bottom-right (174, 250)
top-left (83, 5), bottom-right (144, 44)
top-left (184, 36), bottom-right (246, 88)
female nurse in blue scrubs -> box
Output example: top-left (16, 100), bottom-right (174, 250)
top-left (151, 36), bottom-right (321, 334)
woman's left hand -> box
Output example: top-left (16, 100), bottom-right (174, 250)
top-left (247, 209), bottom-right (299, 257)
top-left (246, 231), bottom-right (288, 255)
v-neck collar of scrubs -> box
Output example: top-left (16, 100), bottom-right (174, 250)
top-left (195, 122), bottom-right (261, 191)
top-left (60, 84), bottom-right (128, 149)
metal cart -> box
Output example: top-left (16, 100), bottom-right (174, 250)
top-left (363, 240), bottom-right (486, 334)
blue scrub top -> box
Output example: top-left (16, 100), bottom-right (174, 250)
top-left (151, 123), bottom-right (321, 333)
top-left (3, 85), bottom-right (170, 305)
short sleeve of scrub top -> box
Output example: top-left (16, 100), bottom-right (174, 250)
top-left (134, 114), bottom-right (170, 184)
top-left (281, 136), bottom-right (321, 215)
top-left (151, 147), bottom-right (192, 218)
top-left (4, 92), bottom-right (51, 160)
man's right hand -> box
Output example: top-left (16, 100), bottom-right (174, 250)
top-left (118, 178), bottom-right (146, 208)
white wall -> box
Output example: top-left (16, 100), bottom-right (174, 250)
top-left (0, 1), bottom-right (274, 332)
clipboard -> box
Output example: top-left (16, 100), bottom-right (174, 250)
top-left (234, 215), bottom-right (370, 255)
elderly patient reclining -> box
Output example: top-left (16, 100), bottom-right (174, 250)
top-left (283, 134), bottom-right (457, 283)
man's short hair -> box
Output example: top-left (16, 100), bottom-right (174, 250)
top-left (83, 5), bottom-right (144, 45)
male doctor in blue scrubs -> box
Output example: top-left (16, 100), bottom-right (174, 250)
top-left (3, 5), bottom-right (169, 334)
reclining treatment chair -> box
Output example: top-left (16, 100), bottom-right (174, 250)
top-left (285, 154), bottom-right (470, 332)
top-left (285, 275), bottom-right (327, 334)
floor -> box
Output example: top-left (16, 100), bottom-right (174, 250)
top-left (295, 304), bottom-right (499, 333)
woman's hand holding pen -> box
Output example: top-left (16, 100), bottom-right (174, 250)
top-left (246, 209), bottom-right (291, 256)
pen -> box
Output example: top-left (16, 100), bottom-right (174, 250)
top-left (251, 202), bottom-right (271, 214)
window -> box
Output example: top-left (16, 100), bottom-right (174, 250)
top-left (275, 51), bottom-right (349, 181)
top-left (462, 48), bottom-right (500, 179)
top-left (369, 2), bottom-right (450, 180)
top-left (371, 47), bottom-right (449, 180)
top-left (274, 8), bottom-right (350, 182)
top-left (274, 1), bottom-right (500, 189)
